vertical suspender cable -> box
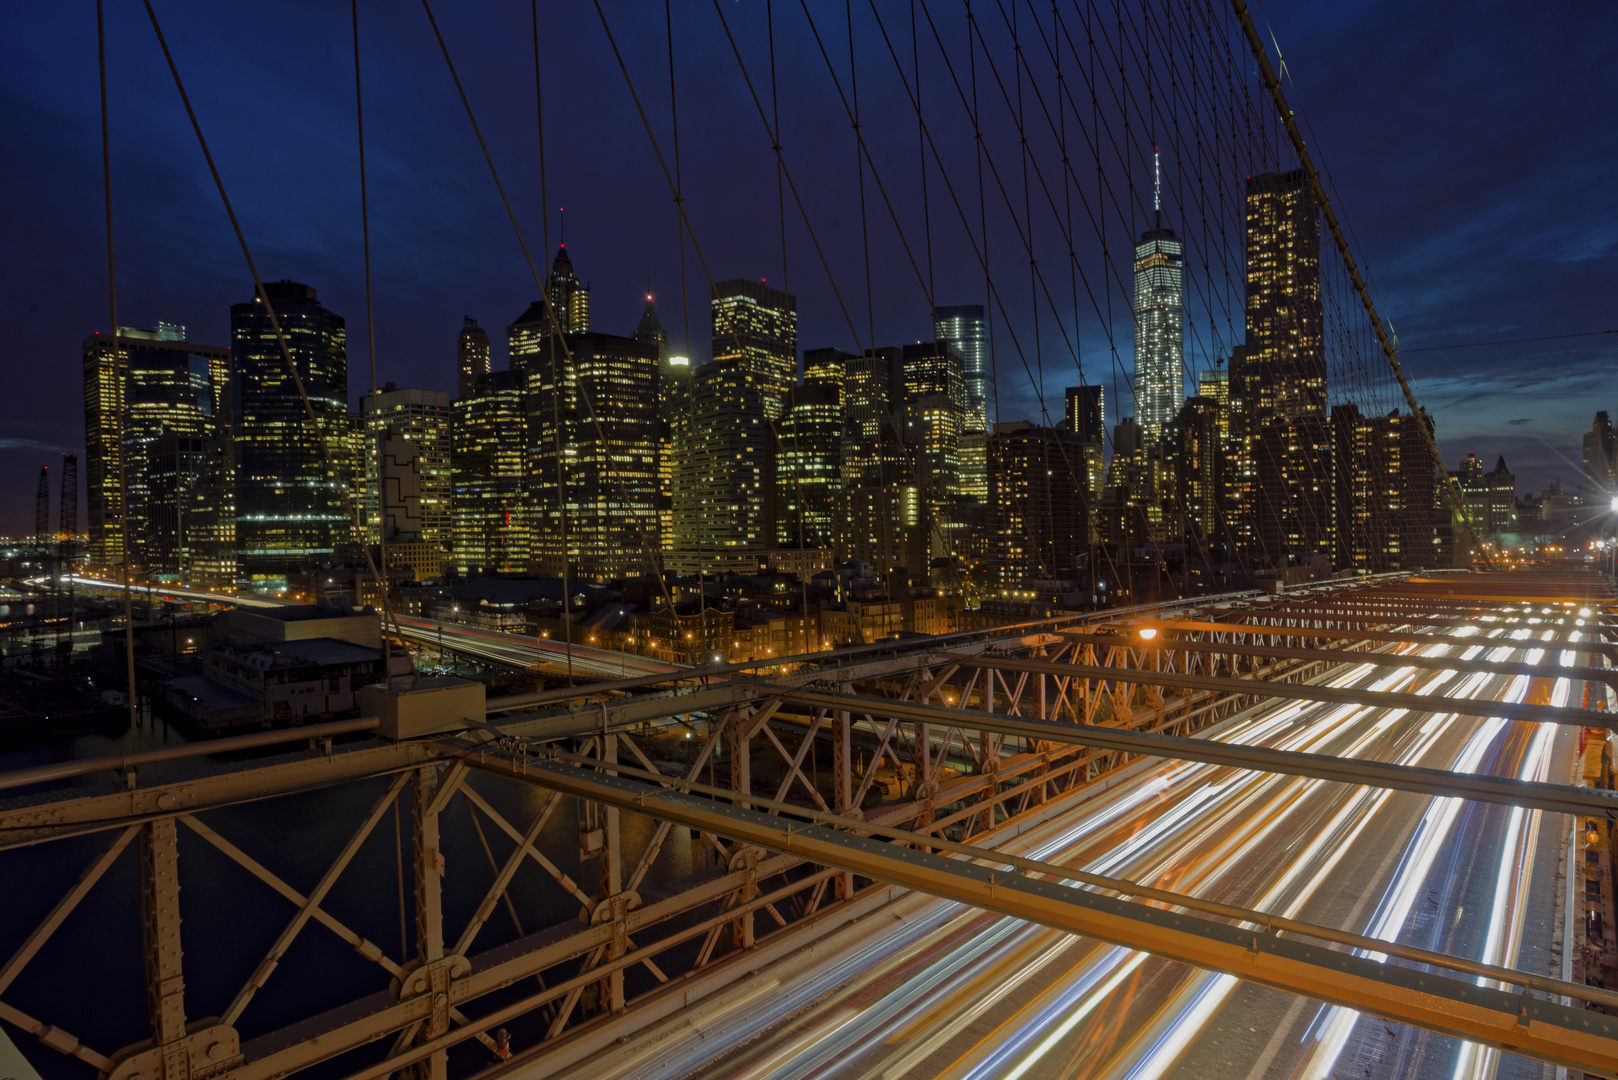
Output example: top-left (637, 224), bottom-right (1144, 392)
top-left (96, 0), bottom-right (138, 735)
top-left (352, 0), bottom-right (400, 683)
top-left (532, 0), bottom-right (575, 684)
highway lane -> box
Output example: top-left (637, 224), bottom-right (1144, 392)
top-left (554, 620), bottom-right (1586, 1080)
top-left (61, 575), bottom-right (684, 680)
top-left (394, 615), bottom-right (683, 679)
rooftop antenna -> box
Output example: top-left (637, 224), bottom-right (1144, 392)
top-left (1153, 145), bottom-right (1162, 227)
top-left (559, 206), bottom-right (565, 248)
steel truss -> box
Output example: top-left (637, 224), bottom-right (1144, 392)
top-left (3, 574), bottom-right (1617, 1080)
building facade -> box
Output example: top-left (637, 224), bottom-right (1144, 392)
top-left (452, 369), bottom-right (528, 577)
top-left (934, 304), bottom-right (993, 434)
top-left (712, 278), bottom-right (797, 420)
top-left (1132, 227), bottom-right (1184, 447)
top-left (456, 317), bottom-right (491, 400)
top-left (230, 281), bottom-right (352, 592)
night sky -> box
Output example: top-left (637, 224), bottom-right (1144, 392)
top-left (1, 0), bottom-right (1614, 537)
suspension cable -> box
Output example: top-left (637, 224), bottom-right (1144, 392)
top-left (96, 0), bottom-right (138, 735)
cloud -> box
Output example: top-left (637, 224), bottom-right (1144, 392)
top-left (1508, 418), bottom-right (1532, 425)
top-left (0, 438), bottom-right (71, 453)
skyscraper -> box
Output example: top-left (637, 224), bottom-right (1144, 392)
top-left (774, 382), bottom-right (842, 550)
top-left (362, 386), bottom-right (453, 558)
top-left (1235, 170), bottom-right (1328, 559)
top-left (1064, 385), bottom-right (1105, 443)
top-left (1132, 226), bottom-right (1184, 446)
top-left (452, 369), bottom-right (528, 576)
top-left (232, 281), bottom-right (352, 591)
top-left (548, 245), bottom-right (590, 334)
top-left (934, 305), bottom-right (993, 433)
top-left (668, 360), bottom-right (768, 575)
top-left (1331, 404), bottom-right (1435, 572)
top-left (514, 309), bottom-right (661, 582)
top-left (712, 278), bottom-right (797, 420)
top-left (456, 317), bottom-right (491, 400)
top-left (988, 421), bottom-right (1089, 587)
top-left (82, 323), bottom-right (227, 574)
top-left (1241, 170), bottom-right (1324, 421)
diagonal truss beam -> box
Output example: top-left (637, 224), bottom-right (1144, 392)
top-left (504, 757), bottom-right (1618, 1078)
top-left (781, 690), bottom-right (1618, 820)
top-left (0, 825), bottom-right (138, 997)
top-left (954, 656), bottom-right (1616, 730)
top-left (1060, 632), bottom-right (1618, 691)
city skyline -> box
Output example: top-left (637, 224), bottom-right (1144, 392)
top-left (2, 2), bottom-right (1614, 535)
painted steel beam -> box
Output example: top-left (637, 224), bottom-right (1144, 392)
top-left (1059, 633), bottom-right (1618, 691)
top-left (507, 758), bottom-right (1618, 1078)
top-left (957, 655), bottom-right (1615, 729)
top-left (0, 742), bottom-right (433, 849)
top-left (1079, 620), bottom-right (1618, 663)
top-left (782, 690), bottom-right (1618, 821)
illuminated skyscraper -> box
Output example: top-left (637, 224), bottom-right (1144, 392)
top-left (669, 360), bottom-right (768, 574)
top-left (988, 421), bottom-right (1089, 586)
top-left (1331, 404), bottom-right (1435, 572)
top-left (453, 370), bottom-right (528, 576)
top-left (514, 316), bottom-right (660, 582)
top-left (1234, 170), bottom-right (1328, 559)
top-left (712, 278), bottom-right (797, 420)
top-left (362, 386), bottom-right (453, 560)
top-left (548, 244), bottom-right (590, 334)
top-left (456, 317), bottom-right (491, 400)
top-left (774, 382), bottom-right (842, 550)
top-left (1242, 170), bottom-right (1324, 422)
top-left (1132, 214), bottom-right (1184, 447)
top-left (934, 304), bottom-right (992, 433)
top-left (82, 322), bottom-right (229, 577)
top-left (232, 281), bottom-right (352, 592)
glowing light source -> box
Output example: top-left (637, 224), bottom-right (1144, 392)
top-left (1138, 627), bottom-right (1158, 641)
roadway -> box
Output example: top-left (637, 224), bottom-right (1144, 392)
top-left (554, 618), bottom-right (1587, 1080)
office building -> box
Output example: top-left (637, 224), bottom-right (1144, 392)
top-left (456, 317), bottom-right (491, 400)
top-left (934, 305), bottom-right (993, 433)
top-left (1171, 397), bottom-right (1222, 541)
top-left (712, 278), bottom-right (797, 420)
top-left (988, 421), bottom-right (1089, 587)
top-left (231, 281), bottom-right (353, 592)
top-left (1232, 170), bottom-right (1329, 560)
top-left (1331, 405), bottom-right (1436, 573)
top-left (1064, 385), bottom-right (1105, 443)
top-left (515, 311), bottom-right (662, 581)
top-left (668, 360), bottom-right (768, 575)
top-left (803, 346), bottom-right (854, 392)
top-left (1132, 226), bottom-right (1184, 446)
top-left (901, 341), bottom-right (967, 501)
top-left (1241, 170), bottom-right (1324, 421)
top-left (82, 322), bottom-right (229, 576)
top-left (452, 370), bottom-right (528, 576)
top-left (774, 382), bottom-right (842, 550)
top-left (362, 386), bottom-right (453, 566)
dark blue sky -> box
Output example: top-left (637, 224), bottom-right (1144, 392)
top-left (1, 0), bottom-right (1614, 536)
